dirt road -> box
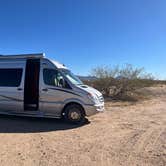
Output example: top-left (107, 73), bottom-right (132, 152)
top-left (0, 87), bottom-right (165, 166)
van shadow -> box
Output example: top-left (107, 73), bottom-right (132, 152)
top-left (0, 115), bottom-right (90, 133)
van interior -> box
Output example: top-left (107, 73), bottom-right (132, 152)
top-left (24, 59), bottom-right (40, 111)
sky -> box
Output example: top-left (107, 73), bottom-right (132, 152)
top-left (0, 0), bottom-right (166, 79)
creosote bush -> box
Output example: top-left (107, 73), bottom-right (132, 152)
top-left (84, 64), bottom-right (158, 101)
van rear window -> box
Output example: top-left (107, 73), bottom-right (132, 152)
top-left (0, 68), bottom-right (23, 87)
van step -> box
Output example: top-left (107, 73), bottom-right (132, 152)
top-left (24, 104), bottom-right (38, 111)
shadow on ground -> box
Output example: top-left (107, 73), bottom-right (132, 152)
top-left (0, 115), bottom-right (90, 133)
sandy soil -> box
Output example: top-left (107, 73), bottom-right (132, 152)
top-left (0, 86), bottom-right (165, 166)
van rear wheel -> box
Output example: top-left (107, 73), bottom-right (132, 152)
top-left (63, 104), bottom-right (85, 124)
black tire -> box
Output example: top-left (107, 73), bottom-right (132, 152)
top-left (63, 104), bottom-right (85, 124)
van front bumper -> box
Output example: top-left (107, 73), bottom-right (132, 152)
top-left (84, 103), bottom-right (105, 117)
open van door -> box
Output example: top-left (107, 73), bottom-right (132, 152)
top-left (24, 59), bottom-right (40, 111)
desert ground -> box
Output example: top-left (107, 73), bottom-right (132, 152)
top-left (0, 86), bottom-right (165, 166)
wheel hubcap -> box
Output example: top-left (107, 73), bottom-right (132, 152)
top-left (70, 111), bottom-right (80, 120)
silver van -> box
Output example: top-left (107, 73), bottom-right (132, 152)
top-left (0, 53), bottom-right (104, 123)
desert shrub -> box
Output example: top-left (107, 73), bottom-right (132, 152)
top-left (85, 64), bottom-right (157, 101)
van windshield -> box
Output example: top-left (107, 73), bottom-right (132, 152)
top-left (60, 69), bottom-right (83, 85)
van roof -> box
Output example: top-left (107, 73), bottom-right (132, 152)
top-left (0, 53), bottom-right (68, 69)
top-left (50, 59), bottom-right (68, 69)
top-left (0, 53), bottom-right (45, 59)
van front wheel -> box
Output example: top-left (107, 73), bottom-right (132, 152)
top-left (63, 104), bottom-right (85, 124)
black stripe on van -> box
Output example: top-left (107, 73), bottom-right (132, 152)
top-left (0, 95), bottom-right (23, 102)
top-left (48, 88), bottom-right (81, 97)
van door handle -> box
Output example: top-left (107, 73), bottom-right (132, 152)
top-left (17, 88), bottom-right (23, 91)
top-left (42, 88), bottom-right (48, 92)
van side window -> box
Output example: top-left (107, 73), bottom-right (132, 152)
top-left (43, 69), bottom-right (70, 89)
top-left (0, 68), bottom-right (23, 87)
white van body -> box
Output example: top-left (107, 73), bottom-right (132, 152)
top-left (0, 53), bottom-right (104, 122)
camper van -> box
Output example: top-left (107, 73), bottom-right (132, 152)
top-left (0, 53), bottom-right (104, 123)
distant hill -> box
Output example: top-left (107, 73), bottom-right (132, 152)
top-left (78, 76), bottom-right (97, 81)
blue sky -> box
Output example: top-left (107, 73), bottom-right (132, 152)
top-left (0, 0), bottom-right (166, 79)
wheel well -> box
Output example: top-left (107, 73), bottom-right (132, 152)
top-left (62, 102), bottom-right (85, 116)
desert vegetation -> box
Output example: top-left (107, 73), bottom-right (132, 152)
top-left (83, 64), bottom-right (166, 101)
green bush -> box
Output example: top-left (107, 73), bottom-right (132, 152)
top-left (83, 64), bottom-right (159, 101)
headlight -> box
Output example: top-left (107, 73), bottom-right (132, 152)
top-left (87, 93), bottom-right (99, 103)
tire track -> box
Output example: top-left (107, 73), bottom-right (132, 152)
top-left (125, 127), bottom-right (166, 166)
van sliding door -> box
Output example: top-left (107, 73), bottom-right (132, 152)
top-left (24, 59), bottom-right (40, 111)
top-left (0, 67), bottom-right (24, 112)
